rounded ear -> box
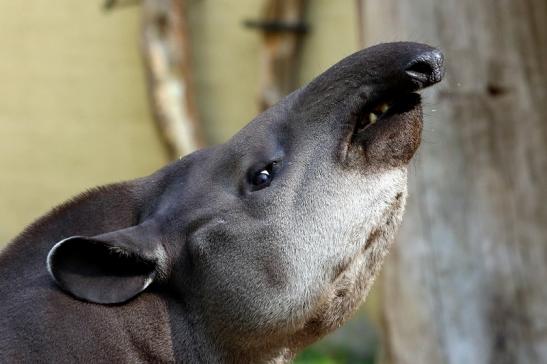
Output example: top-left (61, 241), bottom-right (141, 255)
top-left (47, 224), bottom-right (167, 304)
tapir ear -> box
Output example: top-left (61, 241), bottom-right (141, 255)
top-left (47, 224), bottom-right (167, 304)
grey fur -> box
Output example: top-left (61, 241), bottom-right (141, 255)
top-left (0, 42), bottom-right (444, 363)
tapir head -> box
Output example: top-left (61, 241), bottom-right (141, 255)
top-left (47, 42), bottom-right (444, 354)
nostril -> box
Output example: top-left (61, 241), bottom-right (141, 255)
top-left (404, 49), bottom-right (445, 87)
top-left (406, 60), bottom-right (434, 76)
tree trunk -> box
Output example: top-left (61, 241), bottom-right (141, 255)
top-left (141, 0), bottom-right (204, 158)
top-left (357, 0), bottom-right (547, 363)
top-left (249, 0), bottom-right (307, 111)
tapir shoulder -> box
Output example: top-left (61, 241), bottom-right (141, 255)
top-left (0, 179), bottom-right (177, 362)
top-left (0, 272), bottom-right (175, 362)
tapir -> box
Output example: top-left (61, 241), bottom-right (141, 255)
top-left (0, 42), bottom-right (444, 363)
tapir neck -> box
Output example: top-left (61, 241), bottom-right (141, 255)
top-left (171, 314), bottom-right (294, 362)
top-left (167, 294), bottom-right (295, 363)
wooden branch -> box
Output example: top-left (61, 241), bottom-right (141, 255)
top-left (141, 0), bottom-right (204, 158)
top-left (252, 0), bottom-right (308, 111)
top-left (103, 0), bottom-right (141, 11)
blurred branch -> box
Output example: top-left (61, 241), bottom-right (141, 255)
top-left (243, 19), bottom-right (308, 34)
top-left (103, 0), bottom-right (141, 11)
top-left (246, 0), bottom-right (309, 111)
top-left (355, 0), bottom-right (365, 48)
top-left (141, 0), bottom-right (204, 158)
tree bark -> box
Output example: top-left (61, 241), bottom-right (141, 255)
top-left (357, 0), bottom-right (547, 363)
top-left (141, 0), bottom-right (204, 158)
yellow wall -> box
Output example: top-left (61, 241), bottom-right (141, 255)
top-left (0, 0), bottom-right (358, 244)
top-left (0, 2), bottom-right (167, 243)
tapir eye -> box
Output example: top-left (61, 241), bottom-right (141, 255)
top-left (249, 161), bottom-right (279, 191)
top-left (253, 170), bottom-right (272, 187)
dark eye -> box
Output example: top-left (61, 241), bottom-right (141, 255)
top-left (249, 161), bottom-right (278, 190)
top-left (252, 169), bottom-right (272, 187)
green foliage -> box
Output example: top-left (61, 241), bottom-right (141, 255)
top-left (294, 346), bottom-right (375, 364)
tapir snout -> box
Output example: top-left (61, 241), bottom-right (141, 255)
top-left (0, 42), bottom-right (444, 363)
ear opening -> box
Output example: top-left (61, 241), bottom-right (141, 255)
top-left (47, 233), bottom-right (162, 304)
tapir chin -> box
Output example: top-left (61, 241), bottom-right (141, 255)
top-left (0, 42), bottom-right (444, 363)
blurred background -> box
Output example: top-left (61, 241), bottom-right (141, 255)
top-left (0, 0), bottom-right (545, 363)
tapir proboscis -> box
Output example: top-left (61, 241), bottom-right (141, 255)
top-left (0, 42), bottom-right (444, 363)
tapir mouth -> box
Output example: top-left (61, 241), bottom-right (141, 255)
top-left (352, 93), bottom-right (421, 135)
top-left (339, 91), bottom-right (424, 167)
top-left (339, 46), bottom-right (444, 167)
